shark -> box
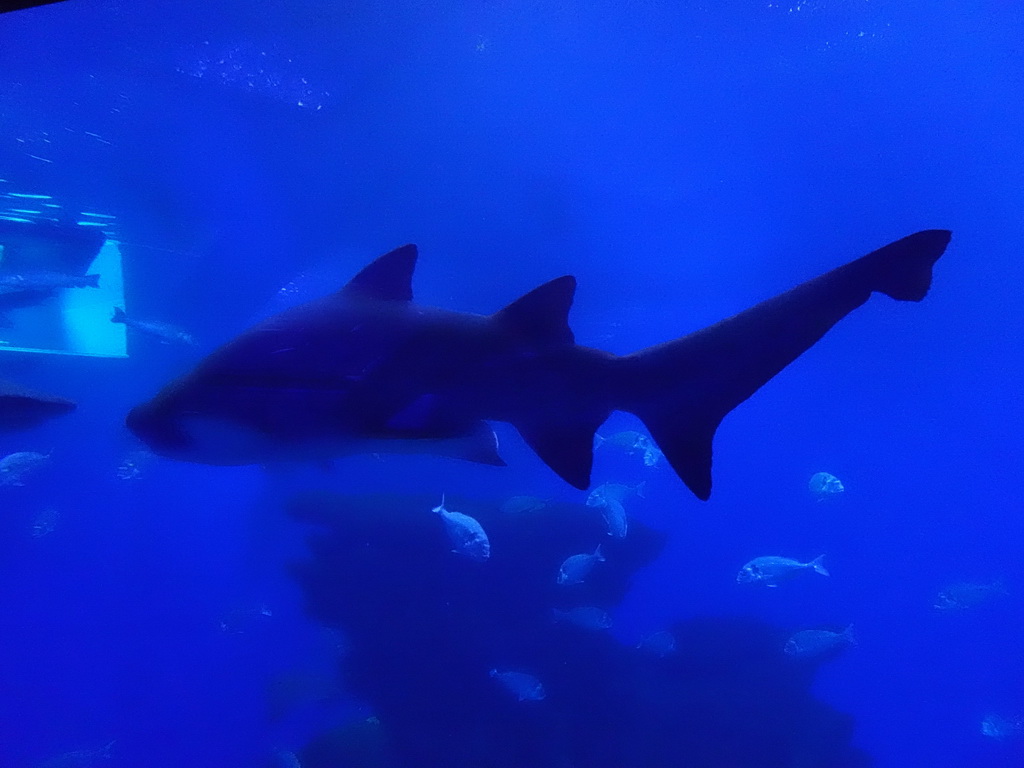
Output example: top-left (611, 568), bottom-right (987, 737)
top-left (0, 379), bottom-right (76, 430)
top-left (126, 229), bottom-right (951, 499)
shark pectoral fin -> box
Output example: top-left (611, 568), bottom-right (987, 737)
top-left (493, 275), bottom-right (576, 345)
top-left (514, 418), bottom-right (599, 490)
top-left (635, 406), bottom-right (721, 502)
top-left (339, 244), bottom-right (417, 302)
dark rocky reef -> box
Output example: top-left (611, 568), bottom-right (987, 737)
top-left (287, 492), bottom-right (870, 768)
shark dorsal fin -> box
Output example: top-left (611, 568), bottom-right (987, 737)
top-left (341, 244), bottom-right (418, 301)
top-left (494, 276), bottom-right (576, 345)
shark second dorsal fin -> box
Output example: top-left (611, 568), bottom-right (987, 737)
top-left (494, 276), bottom-right (576, 346)
top-left (341, 244), bottom-right (418, 301)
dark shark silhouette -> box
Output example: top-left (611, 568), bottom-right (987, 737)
top-left (126, 230), bottom-right (951, 499)
top-left (0, 380), bottom-right (76, 431)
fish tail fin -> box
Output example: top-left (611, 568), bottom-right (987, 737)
top-left (431, 494), bottom-right (446, 514)
top-left (621, 230), bottom-right (951, 500)
top-left (843, 624), bottom-right (857, 646)
top-left (594, 543), bottom-right (605, 561)
top-left (111, 306), bottom-right (127, 324)
top-left (808, 555), bottom-right (829, 577)
top-left (84, 273), bottom-right (101, 288)
top-left (634, 480), bottom-right (646, 499)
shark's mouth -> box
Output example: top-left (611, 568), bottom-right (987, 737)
top-left (125, 403), bottom-right (195, 457)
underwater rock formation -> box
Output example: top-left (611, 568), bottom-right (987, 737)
top-left (287, 492), bottom-right (869, 768)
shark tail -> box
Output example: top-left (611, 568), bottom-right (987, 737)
top-left (111, 306), bottom-right (127, 324)
top-left (621, 230), bottom-right (951, 500)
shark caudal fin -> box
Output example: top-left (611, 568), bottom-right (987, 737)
top-left (623, 230), bottom-right (952, 500)
top-left (857, 229), bottom-right (950, 302)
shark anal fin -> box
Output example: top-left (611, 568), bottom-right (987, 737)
top-left (494, 276), bottom-right (576, 346)
top-left (515, 416), bottom-right (601, 490)
top-left (340, 244), bottom-right (418, 302)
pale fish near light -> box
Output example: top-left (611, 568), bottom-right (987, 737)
top-left (737, 555), bottom-right (829, 588)
top-left (784, 625), bottom-right (856, 660)
top-left (433, 495), bottom-right (490, 561)
top-left (557, 545), bottom-right (605, 585)
top-left (552, 606), bottom-right (612, 630)
top-left (808, 471), bottom-right (844, 501)
top-left (637, 630), bottom-right (676, 657)
top-left (489, 668), bottom-right (546, 701)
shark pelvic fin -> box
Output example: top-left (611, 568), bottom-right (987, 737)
top-left (340, 244), bottom-right (418, 302)
top-left (493, 275), bottom-right (576, 346)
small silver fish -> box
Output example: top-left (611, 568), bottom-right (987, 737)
top-left (595, 431), bottom-right (664, 468)
top-left (489, 668), bottom-right (546, 701)
top-left (594, 430), bottom-right (649, 454)
top-left (557, 545), bottom-right (605, 585)
top-left (587, 481), bottom-right (645, 505)
top-left (586, 482), bottom-right (643, 539)
top-left (637, 630), bottom-right (676, 657)
top-left (934, 580), bottom-right (1008, 613)
top-left (219, 604), bottom-right (273, 633)
top-left (641, 443), bottom-right (664, 467)
top-left (0, 271), bottom-right (99, 295)
top-left (784, 625), bottom-right (855, 659)
top-left (115, 450), bottom-right (152, 481)
top-left (111, 306), bottom-right (196, 346)
top-left (433, 495), bottom-right (490, 561)
top-left (36, 740), bottom-right (115, 768)
top-left (31, 507), bottom-right (59, 538)
top-left (0, 450), bottom-right (50, 485)
top-left (500, 495), bottom-right (549, 515)
top-left (981, 713), bottom-right (1024, 741)
top-left (808, 471), bottom-right (844, 501)
top-left (552, 606), bottom-right (612, 630)
top-left (595, 498), bottom-right (627, 538)
top-left (272, 750), bottom-right (303, 768)
top-left (736, 555), bottom-right (829, 587)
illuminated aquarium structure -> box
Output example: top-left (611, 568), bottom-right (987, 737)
top-left (0, 188), bottom-right (126, 358)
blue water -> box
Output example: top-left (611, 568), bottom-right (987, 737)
top-left (1, 0), bottom-right (1021, 766)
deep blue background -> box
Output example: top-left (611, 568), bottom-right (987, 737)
top-left (0, 0), bottom-right (1021, 765)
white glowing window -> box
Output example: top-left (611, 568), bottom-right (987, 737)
top-left (0, 213), bottom-right (127, 358)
